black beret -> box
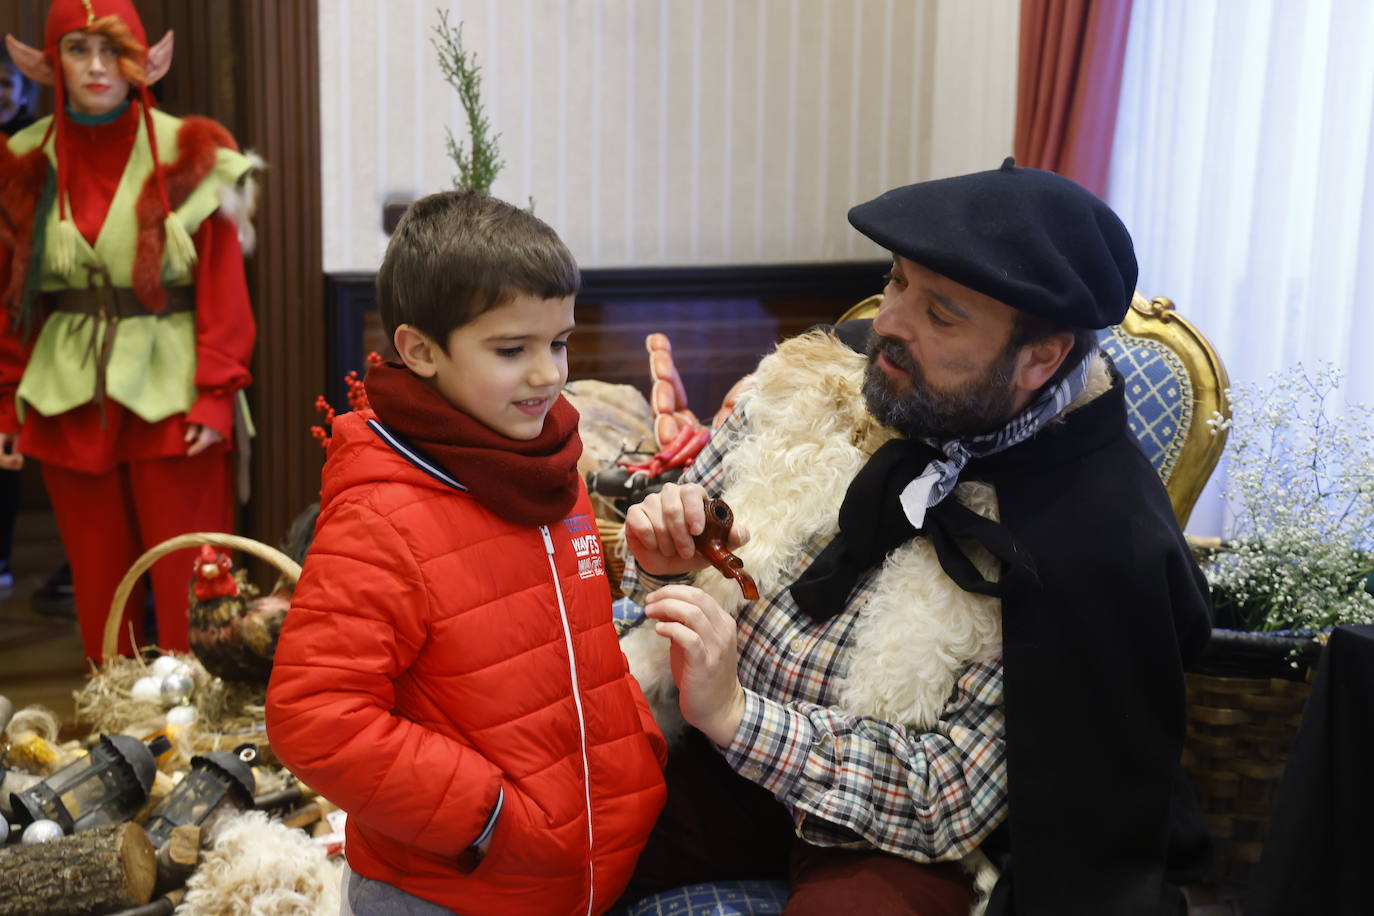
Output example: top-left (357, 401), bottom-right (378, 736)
top-left (847, 158), bottom-right (1137, 329)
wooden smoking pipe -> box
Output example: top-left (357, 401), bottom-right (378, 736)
top-left (693, 497), bottom-right (759, 601)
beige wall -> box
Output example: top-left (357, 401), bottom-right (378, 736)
top-left (319, 0), bottom-right (1019, 272)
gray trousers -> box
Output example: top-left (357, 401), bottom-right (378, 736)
top-left (340, 865), bottom-right (459, 916)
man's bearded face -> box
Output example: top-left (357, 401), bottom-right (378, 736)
top-left (862, 330), bottom-right (1020, 439)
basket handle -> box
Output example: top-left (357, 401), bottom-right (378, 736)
top-left (102, 532), bottom-right (303, 664)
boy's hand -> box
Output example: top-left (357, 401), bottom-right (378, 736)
top-left (624, 482), bottom-right (749, 577)
top-left (645, 584), bottom-right (746, 748)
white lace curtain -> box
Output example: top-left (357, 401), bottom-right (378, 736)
top-left (1108, 0), bottom-right (1374, 536)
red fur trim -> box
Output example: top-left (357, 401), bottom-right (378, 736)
top-left (132, 116), bottom-right (239, 311)
top-left (0, 144), bottom-right (53, 317)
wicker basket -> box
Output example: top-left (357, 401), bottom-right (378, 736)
top-left (93, 533), bottom-right (301, 763)
top-left (598, 518), bottom-right (628, 597)
top-left (1184, 629), bottom-right (1321, 895)
top-left (102, 532), bottom-right (302, 663)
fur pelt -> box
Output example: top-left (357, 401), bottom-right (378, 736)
top-left (179, 810), bottom-right (342, 915)
top-left (0, 144), bottom-right (50, 316)
top-left (216, 150), bottom-right (266, 256)
top-left (621, 330), bottom-right (1011, 739)
top-left (133, 115), bottom-right (239, 311)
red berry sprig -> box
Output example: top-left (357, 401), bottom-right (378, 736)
top-left (309, 352), bottom-right (384, 450)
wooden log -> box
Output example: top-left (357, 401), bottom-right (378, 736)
top-left (153, 824), bottom-right (200, 894)
top-left (0, 822), bottom-right (156, 915)
top-left (281, 802), bottom-right (323, 830)
top-left (253, 783), bottom-right (316, 809)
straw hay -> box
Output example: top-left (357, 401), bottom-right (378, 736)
top-left (75, 649), bottom-right (267, 769)
top-left (1, 704), bottom-right (69, 775)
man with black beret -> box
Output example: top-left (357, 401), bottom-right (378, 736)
top-left (618, 159), bottom-right (1212, 915)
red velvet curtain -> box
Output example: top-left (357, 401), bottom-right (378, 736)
top-left (1014, 0), bottom-right (1134, 198)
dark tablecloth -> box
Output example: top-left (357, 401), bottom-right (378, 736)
top-left (1248, 624), bottom-right (1374, 915)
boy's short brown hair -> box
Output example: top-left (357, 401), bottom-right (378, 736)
top-left (376, 191), bottom-right (580, 347)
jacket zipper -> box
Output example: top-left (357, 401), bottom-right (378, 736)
top-left (542, 525), bottom-right (595, 916)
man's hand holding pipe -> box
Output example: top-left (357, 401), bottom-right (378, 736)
top-left (623, 482), bottom-right (749, 577)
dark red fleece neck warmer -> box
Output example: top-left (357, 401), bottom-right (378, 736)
top-left (363, 362), bottom-right (583, 527)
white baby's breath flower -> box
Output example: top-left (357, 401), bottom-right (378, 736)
top-left (1208, 362), bottom-right (1374, 631)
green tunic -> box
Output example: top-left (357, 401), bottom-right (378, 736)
top-left (8, 108), bottom-right (252, 422)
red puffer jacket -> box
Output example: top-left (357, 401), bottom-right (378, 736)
top-left (266, 409), bottom-right (666, 916)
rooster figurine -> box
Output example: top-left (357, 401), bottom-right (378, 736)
top-left (187, 546), bottom-right (291, 684)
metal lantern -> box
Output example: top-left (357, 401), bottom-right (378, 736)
top-left (8, 734), bottom-right (170, 834)
top-left (144, 744), bottom-right (257, 849)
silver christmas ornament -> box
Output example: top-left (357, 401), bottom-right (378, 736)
top-left (21, 819), bottom-right (64, 843)
top-left (0, 817), bottom-right (9, 844)
top-left (150, 655), bottom-right (189, 679)
top-left (131, 676), bottom-right (162, 702)
top-left (160, 672), bottom-right (195, 706)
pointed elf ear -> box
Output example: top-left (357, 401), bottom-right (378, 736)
top-left (144, 31), bottom-right (174, 85)
top-left (4, 34), bottom-right (55, 86)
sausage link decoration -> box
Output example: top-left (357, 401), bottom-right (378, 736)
top-left (693, 497), bottom-right (760, 601)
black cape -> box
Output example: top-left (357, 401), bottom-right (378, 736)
top-left (836, 320), bottom-right (1213, 913)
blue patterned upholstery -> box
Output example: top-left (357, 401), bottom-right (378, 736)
top-left (1098, 326), bottom-right (1193, 486)
top-left (613, 880), bottom-right (789, 916)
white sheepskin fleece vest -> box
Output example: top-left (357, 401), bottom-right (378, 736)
top-left (689, 329), bottom-right (1009, 729)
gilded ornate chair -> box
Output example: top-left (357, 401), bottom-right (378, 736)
top-left (1098, 294), bottom-right (1229, 527)
top-left (837, 291), bottom-right (1230, 527)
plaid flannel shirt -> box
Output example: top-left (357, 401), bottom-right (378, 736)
top-left (622, 398), bottom-right (1008, 862)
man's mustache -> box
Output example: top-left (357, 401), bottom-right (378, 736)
top-left (869, 333), bottom-right (917, 375)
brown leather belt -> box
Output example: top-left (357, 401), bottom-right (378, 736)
top-left (51, 282), bottom-right (196, 418)
top-left (52, 284), bottom-right (195, 319)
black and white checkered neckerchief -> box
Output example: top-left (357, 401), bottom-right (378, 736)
top-left (899, 351), bottom-right (1094, 528)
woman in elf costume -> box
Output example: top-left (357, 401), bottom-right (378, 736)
top-left (0, 0), bottom-right (257, 663)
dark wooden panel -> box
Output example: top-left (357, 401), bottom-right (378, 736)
top-left (325, 264), bottom-right (884, 425)
top-left (238, 0), bottom-right (325, 547)
top-left (137, 1), bottom-right (242, 128)
top-left (579, 262), bottom-right (888, 302)
top-left (570, 297), bottom-right (848, 416)
top-left (3, 3), bottom-right (49, 509)
top-left (0, 2), bottom-right (45, 48)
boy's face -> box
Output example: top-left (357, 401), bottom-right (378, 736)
top-left (428, 294), bottom-right (576, 440)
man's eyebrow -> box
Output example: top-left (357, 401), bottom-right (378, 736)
top-left (929, 290), bottom-right (970, 319)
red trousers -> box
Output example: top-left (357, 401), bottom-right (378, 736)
top-left (43, 451), bottom-right (234, 662)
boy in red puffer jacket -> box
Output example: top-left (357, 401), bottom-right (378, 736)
top-left (266, 191), bottom-right (666, 916)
